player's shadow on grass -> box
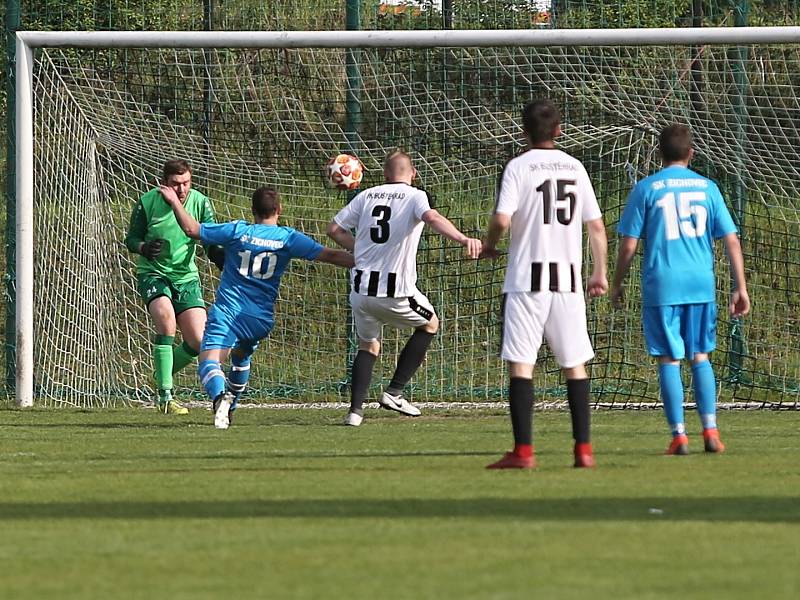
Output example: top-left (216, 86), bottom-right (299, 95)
top-left (0, 497), bottom-right (797, 523)
top-left (259, 450), bottom-right (500, 459)
top-left (0, 422), bottom-right (197, 429)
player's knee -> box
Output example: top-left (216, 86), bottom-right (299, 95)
top-left (181, 335), bottom-right (201, 353)
top-left (508, 361), bottom-right (534, 379)
top-left (155, 323), bottom-right (177, 337)
top-left (148, 299), bottom-right (176, 332)
top-left (563, 364), bottom-right (587, 380)
top-left (692, 352), bottom-right (709, 364)
top-left (181, 326), bottom-right (203, 350)
top-left (359, 339), bottom-right (380, 356)
top-left (421, 314), bottom-right (439, 334)
top-left (177, 309), bottom-right (206, 349)
top-left (231, 346), bottom-right (253, 365)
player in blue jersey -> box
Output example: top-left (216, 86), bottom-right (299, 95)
top-left (610, 124), bottom-right (750, 455)
top-left (161, 185), bottom-right (354, 429)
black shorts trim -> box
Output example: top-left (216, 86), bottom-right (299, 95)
top-left (174, 305), bottom-right (207, 317)
top-left (408, 296), bottom-right (434, 321)
top-left (146, 295), bottom-right (206, 317)
top-left (145, 293), bottom-right (169, 310)
top-left (499, 293), bottom-right (507, 359)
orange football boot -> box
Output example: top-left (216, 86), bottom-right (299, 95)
top-left (703, 429), bottom-right (726, 454)
top-left (665, 434), bottom-right (690, 455)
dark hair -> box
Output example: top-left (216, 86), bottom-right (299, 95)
top-left (659, 124), bottom-right (693, 162)
top-left (521, 99), bottom-right (560, 144)
top-left (252, 187), bottom-right (280, 219)
top-left (162, 159), bottom-right (192, 181)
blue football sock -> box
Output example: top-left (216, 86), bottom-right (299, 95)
top-left (659, 363), bottom-right (685, 436)
top-left (227, 354), bottom-right (252, 411)
top-left (198, 359), bottom-right (226, 401)
top-left (692, 360), bottom-right (718, 430)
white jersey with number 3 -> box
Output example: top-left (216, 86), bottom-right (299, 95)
top-left (333, 183), bottom-right (432, 298)
top-left (495, 148), bottom-right (601, 294)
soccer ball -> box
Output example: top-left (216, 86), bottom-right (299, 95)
top-left (326, 154), bottom-right (364, 190)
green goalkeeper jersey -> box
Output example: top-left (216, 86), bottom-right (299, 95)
top-left (125, 188), bottom-right (215, 284)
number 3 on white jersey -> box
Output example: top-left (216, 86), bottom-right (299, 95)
top-left (655, 191), bottom-right (708, 240)
top-left (237, 249), bottom-right (277, 279)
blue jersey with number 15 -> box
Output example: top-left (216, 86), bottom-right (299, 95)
top-left (200, 221), bottom-right (323, 318)
top-left (617, 165), bottom-right (737, 307)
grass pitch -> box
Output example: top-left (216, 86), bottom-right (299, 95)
top-left (0, 407), bottom-right (798, 600)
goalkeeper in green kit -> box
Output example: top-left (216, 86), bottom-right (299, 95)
top-left (125, 159), bottom-right (225, 414)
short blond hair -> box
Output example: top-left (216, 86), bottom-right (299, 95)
top-left (384, 150), bottom-right (414, 178)
top-left (386, 149), bottom-right (414, 166)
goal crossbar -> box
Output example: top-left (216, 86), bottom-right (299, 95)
top-left (14, 27), bottom-right (800, 406)
top-left (16, 27), bottom-right (800, 49)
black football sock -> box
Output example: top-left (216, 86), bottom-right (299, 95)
top-left (567, 378), bottom-right (591, 444)
top-left (386, 330), bottom-right (435, 395)
top-left (350, 350), bottom-right (377, 416)
top-left (509, 377), bottom-right (534, 447)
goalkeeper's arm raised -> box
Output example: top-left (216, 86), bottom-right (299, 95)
top-left (159, 185), bottom-right (201, 239)
top-left (196, 191), bottom-right (225, 270)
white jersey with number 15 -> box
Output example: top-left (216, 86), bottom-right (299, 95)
top-left (495, 148), bottom-right (601, 294)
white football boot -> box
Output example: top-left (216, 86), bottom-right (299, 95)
top-left (343, 412), bottom-right (363, 427)
top-left (379, 391), bottom-right (421, 416)
top-left (213, 392), bottom-right (234, 430)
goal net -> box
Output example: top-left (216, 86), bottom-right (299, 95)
top-left (21, 32), bottom-right (800, 408)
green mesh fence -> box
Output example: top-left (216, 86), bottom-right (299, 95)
top-left (3, 1), bottom-right (800, 408)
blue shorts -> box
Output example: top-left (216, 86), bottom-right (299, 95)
top-left (201, 304), bottom-right (273, 354)
top-left (642, 302), bottom-right (717, 360)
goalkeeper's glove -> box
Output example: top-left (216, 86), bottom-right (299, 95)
top-left (140, 239), bottom-right (165, 260)
top-left (206, 244), bottom-right (226, 271)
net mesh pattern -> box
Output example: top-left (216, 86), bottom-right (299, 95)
top-left (28, 43), bottom-right (799, 407)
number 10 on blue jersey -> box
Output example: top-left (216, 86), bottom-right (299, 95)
top-left (237, 249), bottom-right (277, 279)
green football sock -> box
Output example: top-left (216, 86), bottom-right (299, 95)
top-left (172, 340), bottom-right (199, 375)
top-left (153, 334), bottom-right (175, 399)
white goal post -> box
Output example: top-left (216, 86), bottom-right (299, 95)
top-left (14, 27), bottom-right (800, 407)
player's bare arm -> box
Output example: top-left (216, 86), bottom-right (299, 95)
top-left (314, 247), bottom-right (355, 269)
top-left (421, 209), bottom-right (482, 258)
top-left (610, 235), bottom-right (639, 309)
top-left (479, 212), bottom-right (510, 259)
top-left (723, 232), bottom-right (750, 317)
top-left (160, 184), bottom-right (201, 239)
top-left (586, 218), bottom-right (609, 298)
top-left (325, 221), bottom-right (356, 252)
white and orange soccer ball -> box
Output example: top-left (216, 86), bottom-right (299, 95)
top-left (326, 153), bottom-right (364, 191)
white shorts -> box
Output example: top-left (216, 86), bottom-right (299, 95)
top-left (350, 291), bottom-right (436, 342)
top-left (501, 291), bottom-right (594, 368)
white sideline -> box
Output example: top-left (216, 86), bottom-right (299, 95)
top-left (146, 401), bottom-right (774, 411)
top-left (159, 401), bottom-right (512, 411)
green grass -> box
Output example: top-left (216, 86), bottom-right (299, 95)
top-left (0, 408), bottom-right (798, 599)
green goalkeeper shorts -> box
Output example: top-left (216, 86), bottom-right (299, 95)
top-left (137, 274), bottom-right (205, 315)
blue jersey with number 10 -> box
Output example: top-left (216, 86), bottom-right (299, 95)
top-left (618, 165), bottom-right (737, 307)
top-left (200, 221), bottom-right (323, 318)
